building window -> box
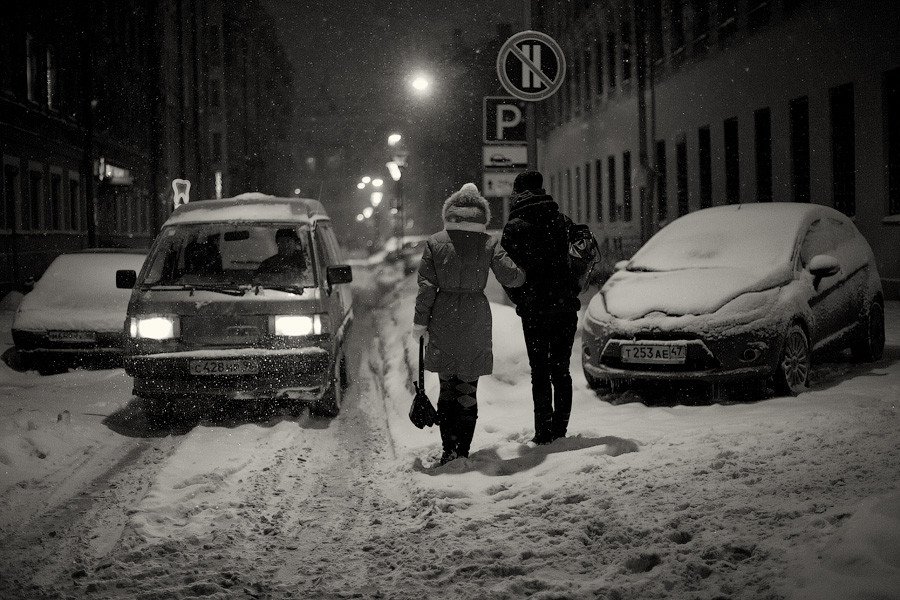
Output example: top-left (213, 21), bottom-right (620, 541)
top-left (46, 45), bottom-right (56, 110)
top-left (698, 126), bottom-right (712, 208)
top-left (26, 167), bottom-right (43, 230)
top-left (584, 161), bottom-right (592, 221)
top-left (49, 172), bottom-right (62, 230)
top-left (754, 108), bottom-right (772, 202)
top-left (570, 47), bottom-right (580, 113)
top-left (575, 166), bottom-right (582, 220)
top-left (718, 0), bottom-right (737, 39)
top-left (747, 0), bottom-right (771, 29)
top-left (606, 26), bottom-right (617, 90)
top-left (68, 175), bottom-right (80, 231)
top-left (830, 83), bottom-right (856, 216)
top-left (582, 44), bottom-right (592, 106)
top-left (884, 68), bottom-right (900, 215)
top-left (620, 14), bottom-right (632, 82)
top-left (26, 34), bottom-right (39, 103)
top-left (789, 96), bottom-right (811, 203)
top-left (2, 162), bottom-right (20, 231)
top-left (676, 137), bottom-right (689, 216)
top-left (650, 0), bottom-right (664, 63)
top-left (595, 159), bottom-right (603, 222)
top-left (622, 151), bottom-right (632, 222)
top-left (692, 0), bottom-right (710, 41)
top-left (212, 132), bottom-right (222, 163)
top-left (655, 140), bottom-right (668, 221)
top-left (210, 80), bottom-right (221, 108)
top-left (670, 0), bottom-right (686, 55)
top-left (594, 35), bottom-right (604, 96)
top-left (608, 155), bottom-right (617, 221)
top-left (724, 117), bottom-right (740, 204)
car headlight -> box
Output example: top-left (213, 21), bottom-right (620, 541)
top-left (271, 314), bottom-right (322, 336)
top-left (130, 316), bottom-right (179, 340)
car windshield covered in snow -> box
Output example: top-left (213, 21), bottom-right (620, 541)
top-left (141, 223), bottom-right (315, 290)
top-left (628, 208), bottom-right (798, 276)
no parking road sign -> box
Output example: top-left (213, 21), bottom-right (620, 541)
top-left (496, 30), bottom-right (566, 102)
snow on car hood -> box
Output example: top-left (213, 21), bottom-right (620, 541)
top-left (601, 265), bottom-right (790, 320)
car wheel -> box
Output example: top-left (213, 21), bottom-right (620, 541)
top-left (36, 361), bottom-right (67, 376)
top-left (775, 324), bottom-right (810, 396)
top-left (144, 398), bottom-right (175, 430)
top-left (851, 301), bottom-right (885, 362)
top-left (313, 351), bottom-right (344, 418)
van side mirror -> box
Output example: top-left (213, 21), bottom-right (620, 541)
top-left (116, 269), bottom-right (137, 289)
top-left (326, 265), bottom-right (353, 287)
top-left (808, 254), bottom-right (840, 290)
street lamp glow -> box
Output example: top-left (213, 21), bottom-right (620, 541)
top-left (411, 74), bottom-right (430, 93)
top-left (372, 178), bottom-right (383, 187)
top-left (386, 161), bottom-right (402, 181)
top-left (356, 213), bottom-right (365, 222)
top-left (388, 133), bottom-right (402, 146)
top-left (370, 191), bottom-right (383, 207)
top-left (293, 188), bottom-right (301, 196)
top-left (361, 176), bottom-right (371, 184)
top-left (362, 207), bottom-right (374, 219)
top-left (356, 182), bottom-right (365, 189)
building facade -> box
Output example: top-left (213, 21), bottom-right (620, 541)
top-left (534, 0), bottom-right (900, 298)
top-left (0, 0), bottom-right (298, 294)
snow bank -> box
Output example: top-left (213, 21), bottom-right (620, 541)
top-left (371, 275), bottom-right (900, 598)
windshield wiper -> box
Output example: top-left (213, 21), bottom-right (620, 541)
top-left (142, 283), bottom-right (247, 296)
top-left (252, 283), bottom-right (306, 295)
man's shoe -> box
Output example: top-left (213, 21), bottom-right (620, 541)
top-left (531, 434), bottom-right (554, 445)
top-left (439, 450), bottom-right (458, 465)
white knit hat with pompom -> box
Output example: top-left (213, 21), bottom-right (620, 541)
top-left (442, 183), bottom-right (491, 231)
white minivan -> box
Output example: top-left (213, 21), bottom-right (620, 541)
top-left (116, 193), bottom-right (353, 426)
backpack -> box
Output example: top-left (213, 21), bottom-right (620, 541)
top-left (568, 222), bottom-right (602, 293)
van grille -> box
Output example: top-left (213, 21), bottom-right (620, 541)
top-left (180, 316), bottom-right (267, 346)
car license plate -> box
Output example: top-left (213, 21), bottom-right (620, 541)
top-left (189, 359), bottom-right (259, 376)
top-left (48, 330), bottom-right (96, 343)
top-left (621, 343), bottom-right (687, 364)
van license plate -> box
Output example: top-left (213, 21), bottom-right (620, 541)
top-left (621, 344), bottom-right (687, 364)
top-left (189, 359), bottom-right (259, 376)
top-left (48, 330), bottom-right (96, 343)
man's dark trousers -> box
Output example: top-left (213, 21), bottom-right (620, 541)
top-left (522, 311), bottom-right (578, 441)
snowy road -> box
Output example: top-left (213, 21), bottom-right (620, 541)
top-left (0, 271), bottom-right (898, 599)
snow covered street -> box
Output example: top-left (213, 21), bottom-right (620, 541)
top-left (0, 271), bottom-right (898, 599)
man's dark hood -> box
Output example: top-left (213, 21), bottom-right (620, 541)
top-left (508, 189), bottom-right (559, 222)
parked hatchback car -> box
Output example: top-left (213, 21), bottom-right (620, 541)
top-left (582, 203), bottom-right (884, 397)
top-left (11, 248), bottom-right (149, 374)
top-left (117, 194), bottom-right (353, 426)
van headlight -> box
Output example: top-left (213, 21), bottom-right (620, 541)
top-left (130, 316), bottom-right (179, 340)
top-left (270, 315), bottom-right (323, 336)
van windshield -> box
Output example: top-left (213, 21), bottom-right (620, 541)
top-left (141, 223), bottom-right (316, 290)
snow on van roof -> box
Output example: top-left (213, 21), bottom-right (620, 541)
top-left (164, 194), bottom-right (330, 226)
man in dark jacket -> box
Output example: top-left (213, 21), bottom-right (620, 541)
top-left (501, 170), bottom-right (581, 444)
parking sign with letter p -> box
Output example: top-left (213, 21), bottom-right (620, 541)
top-left (483, 97), bottom-right (527, 144)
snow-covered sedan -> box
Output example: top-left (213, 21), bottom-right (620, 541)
top-left (582, 203), bottom-right (885, 397)
top-left (11, 248), bottom-right (149, 374)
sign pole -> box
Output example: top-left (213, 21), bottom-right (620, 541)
top-left (527, 103), bottom-right (537, 170)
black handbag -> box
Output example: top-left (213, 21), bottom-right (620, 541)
top-left (409, 336), bottom-right (438, 429)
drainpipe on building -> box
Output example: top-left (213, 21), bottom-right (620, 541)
top-left (635, 0), bottom-right (652, 246)
top-left (80, 4), bottom-right (97, 247)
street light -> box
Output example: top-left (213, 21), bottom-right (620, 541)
top-left (361, 176), bottom-right (371, 184)
top-left (356, 213), bottom-right (365, 222)
top-left (363, 207), bottom-right (374, 219)
top-left (386, 161), bottom-right (401, 182)
top-left (356, 182), bottom-right (365, 189)
top-left (410, 73), bottom-right (431, 94)
top-left (388, 133), bottom-right (402, 146)
top-left (372, 178), bottom-right (383, 188)
top-left (370, 191), bottom-right (383, 207)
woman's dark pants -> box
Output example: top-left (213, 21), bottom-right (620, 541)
top-left (437, 375), bottom-right (479, 458)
